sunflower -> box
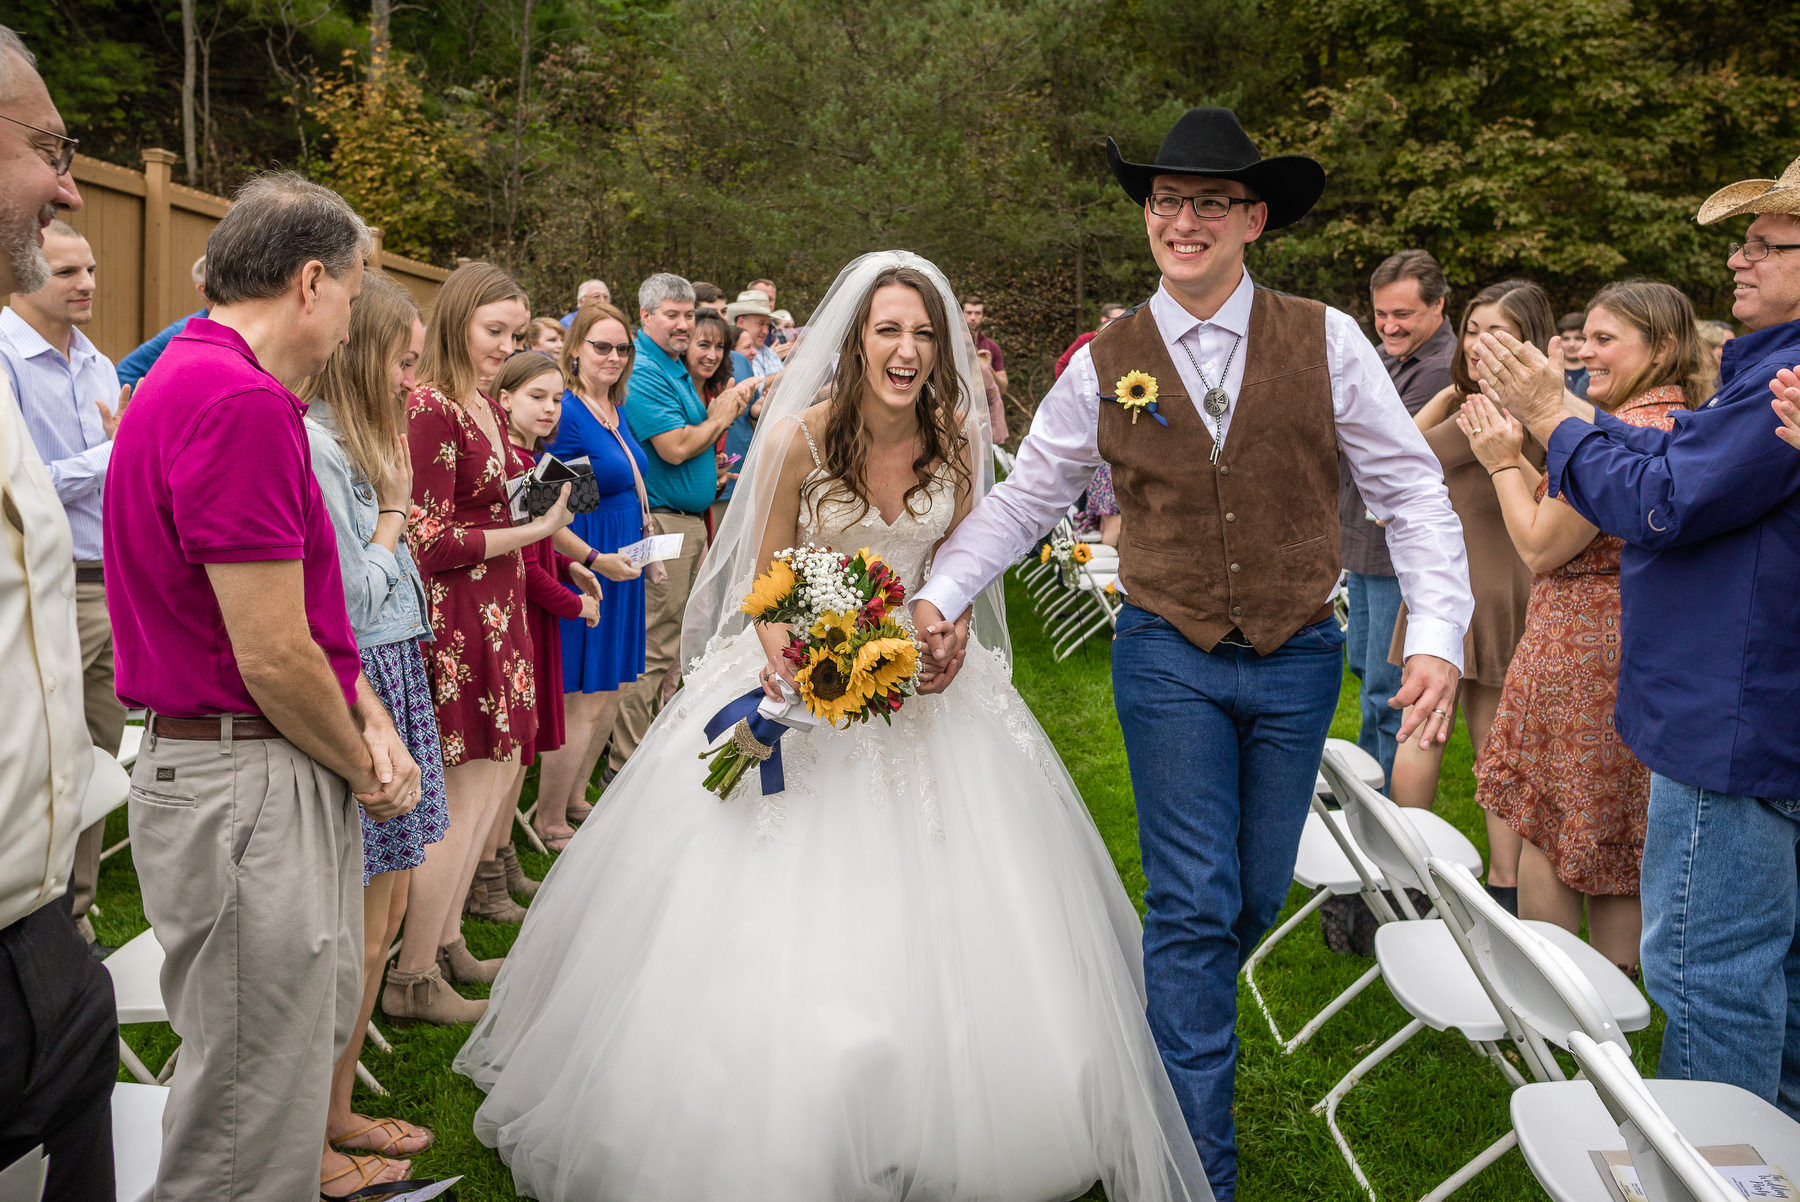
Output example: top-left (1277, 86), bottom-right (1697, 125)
top-left (808, 610), bottom-right (859, 653)
top-left (1113, 370), bottom-right (1159, 423)
top-left (1040, 544), bottom-right (1053, 564)
top-left (853, 635), bottom-right (919, 698)
top-left (1071, 542), bottom-right (1094, 564)
top-left (795, 647), bottom-right (871, 725)
top-left (740, 557), bottom-right (797, 618)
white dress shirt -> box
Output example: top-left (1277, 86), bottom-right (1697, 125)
top-left (0, 369), bottom-right (93, 930)
top-left (919, 270), bottom-right (1473, 669)
top-left (0, 306), bottom-right (117, 562)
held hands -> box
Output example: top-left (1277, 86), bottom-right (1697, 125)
top-left (577, 594), bottom-right (601, 627)
top-left (912, 599), bottom-right (970, 695)
top-left (568, 561), bottom-right (605, 625)
top-left (1771, 367), bottom-right (1800, 451)
top-left (96, 383), bottom-right (132, 440)
top-left (1454, 394), bottom-right (1525, 473)
top-left (356, 714), bottom-right (422, 821)
top-left (1390, 654), bottom-right (1461, 748)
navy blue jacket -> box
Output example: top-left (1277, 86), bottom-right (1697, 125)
top-left (1547, 318), bottom-right (1800, 797)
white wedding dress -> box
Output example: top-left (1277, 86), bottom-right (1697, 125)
top-left (455, 459), bottom-right (1211, 1202)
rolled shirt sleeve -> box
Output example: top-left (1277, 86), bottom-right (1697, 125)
top-left (1325, 308), bottom-right (1472, 669)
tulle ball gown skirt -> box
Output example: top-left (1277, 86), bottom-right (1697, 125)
top-left (454, 630), bottom-right (1211, 1202)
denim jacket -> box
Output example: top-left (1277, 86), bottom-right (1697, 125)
top-left (304, 407), bottom-right (431, 649)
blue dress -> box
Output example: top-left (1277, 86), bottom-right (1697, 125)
top-left (544, 390), bottom-right (649, 693)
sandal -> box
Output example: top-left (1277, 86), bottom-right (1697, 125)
top-left (565, 800), bottom-right (595, 824)
top-left (320, 1152), bottom-right (410, 1200)
top-left (330, 1115), bottom-right (435, 1157)
top-left (533, 824), bottom-right (575, 852)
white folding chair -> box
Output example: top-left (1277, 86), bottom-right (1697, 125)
top-left (111, 1082), bottom-right (169, 1202)
top-left (1244, 742), bottom-right (1481, 1053)
top-left (80, 749), bottom-right (132, 920)
top-left (0, 1145), bottom-right (46, 1202)
top-left (1311, 793), bottom-right (1650, 1201)
top-left (1513, 1032), bottom-right (1800, 1202)
top-left (1050, 563), bottom-right (1122, 660)
top-left (103, 931), bottom-right (175, 1085)
top-left (100, 725), bottom-right (145, 866)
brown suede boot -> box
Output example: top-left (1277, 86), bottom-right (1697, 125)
top-left (381, 963), bottom-right (487, 1026)
top-left (438, 936), bottom-right (502, 985)
top-left (497, 843), bottom-right (539, 898)
top-left (463, 859), bottom-right (528, 924)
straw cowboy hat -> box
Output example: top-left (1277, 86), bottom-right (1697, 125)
top-left (1697, 154), bottom-right (1800, 225)
top-left (1105, 107), bottom-right (1326, 231)
top-left (725, 290), bottom-right (774, 320)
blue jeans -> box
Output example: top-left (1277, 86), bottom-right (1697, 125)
top-left (1111, 604), bottom-right (1345, 1199)
top-left (1641, 773), bottom-right (1800, 1116)
top-left (1344, 571), bottom-right (1403, 788)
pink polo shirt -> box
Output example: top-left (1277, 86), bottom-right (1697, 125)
top-left (104, 318), bottom-right (360, 716)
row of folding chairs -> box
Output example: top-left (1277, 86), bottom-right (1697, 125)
top-left (1270, 745), bottom-right (1800, 1201)
top-left (1012, 515), bottom-right (1125, 660)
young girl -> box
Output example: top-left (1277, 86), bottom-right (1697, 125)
top-left (304, 273), bottom-right (446, 1192)
top-left (384, 263), bottom-right (571, 1025)
top-left (531, 304), bottom-right (652, 848)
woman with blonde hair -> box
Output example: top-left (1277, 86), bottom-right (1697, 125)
top-left (526, 316), bottom-right (565, 357)
top-left (1459, 279), bottom-right (1704, 973)
top-left (304, 273), bottom-right (446, 1188)
top-left (382, 262), bottom-right (573, 1025)
top-left (1392, 278), bottom-right (1554, 911)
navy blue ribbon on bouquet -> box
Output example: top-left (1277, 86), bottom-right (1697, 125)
top-left (703, 688), bottom-right (789, 794)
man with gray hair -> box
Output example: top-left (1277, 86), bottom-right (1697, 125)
top-left (558, 276), bottom-right (610, 328)
top-left (0, 25), bottom-right (122, 1201)
top-left (105, 170), bottom-right (423, 1199)
top-left (608, 272), bottom-right (745, 769)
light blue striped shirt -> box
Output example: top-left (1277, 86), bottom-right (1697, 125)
top-left (0, 306), bottom-right (117, 561)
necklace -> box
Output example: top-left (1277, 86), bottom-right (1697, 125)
top-left (1177, 330), bottom-right (1242, 464)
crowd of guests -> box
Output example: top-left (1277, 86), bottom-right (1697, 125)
top-left (5, 18), bottom-right (1800, 1201)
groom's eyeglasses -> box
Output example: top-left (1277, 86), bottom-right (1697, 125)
top-left (1147, 194), bottom-right (1256, 220)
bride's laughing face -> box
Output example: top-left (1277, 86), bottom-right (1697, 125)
top-left (860, 283), bottom-right (936, 414)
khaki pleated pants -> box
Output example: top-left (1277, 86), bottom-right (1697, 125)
top-left (130, 723), bottom-right (362, 1202)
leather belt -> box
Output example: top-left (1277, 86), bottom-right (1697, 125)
top-left (649, 506), bottom-right (704, 518)
top-left (1218, 601), bottom-right (1338, 649)
top-left (148, 713), bottom-right (283, 741)
top-left (74, 562), bottom-right (104, 584)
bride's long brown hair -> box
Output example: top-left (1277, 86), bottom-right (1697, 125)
top-left (803, 265), bottom-right (972, 522)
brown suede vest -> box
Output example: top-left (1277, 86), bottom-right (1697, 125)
top-left (1092, 288), bottom-right (1340, 654)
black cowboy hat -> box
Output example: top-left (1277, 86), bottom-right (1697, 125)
top-left (1106, 107), bottom-right (1325, 231)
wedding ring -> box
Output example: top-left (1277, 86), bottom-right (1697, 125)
top-left (1431, 708), bottom-right (1448, 716)
top-left (1470, 427), bottom-right (1482, 434)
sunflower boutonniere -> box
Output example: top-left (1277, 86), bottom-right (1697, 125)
top-left (1101, 370), bottom-right (1169, 427)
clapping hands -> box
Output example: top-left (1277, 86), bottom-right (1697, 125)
top-left (1771, 366), bottom-right (1800, 451)
top-left (1455, 395), bottom-right (1525, 473)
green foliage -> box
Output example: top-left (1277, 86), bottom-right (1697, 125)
top-left (309, 48), bottom-right (475, 261)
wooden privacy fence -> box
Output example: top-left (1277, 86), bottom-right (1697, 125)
top-left (64, 149), bottom-right (449, 365)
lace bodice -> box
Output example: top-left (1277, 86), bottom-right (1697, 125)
top-left (793, 425), bottom-right (954, 595)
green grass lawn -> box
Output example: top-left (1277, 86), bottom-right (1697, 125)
top-left (94, 577), bottom-right (1661, 1200)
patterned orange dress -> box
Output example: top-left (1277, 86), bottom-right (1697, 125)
top-left (406, 385), bottom-right (537, 765)
top-left (1474, 386), bottom-right (1686, 894)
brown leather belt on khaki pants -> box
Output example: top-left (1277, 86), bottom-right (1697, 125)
top-left (74, 562), bottom-right (104, 584)
top-left (148, 714), bottom-right (283, 741)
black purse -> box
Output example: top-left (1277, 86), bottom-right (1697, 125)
top-left (524, 464), bottom-right (601, 516)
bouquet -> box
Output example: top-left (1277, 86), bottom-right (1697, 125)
top-left (1038, 532), bottom-right (1093, 588)
top-left (699, 545), bottom-right (921, 800)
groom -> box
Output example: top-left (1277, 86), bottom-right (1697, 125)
top-left (914, 108), bottom-right (1472, 1198)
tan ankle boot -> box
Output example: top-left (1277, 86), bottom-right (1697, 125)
top-left (438, 936), bottom-right (502, 984)
top-left (381, 963), bottom-right (487, 1025)
top-left (497, 843), bottom-right (539, 898)
top-left (464, 859), bottom-right (528, 924)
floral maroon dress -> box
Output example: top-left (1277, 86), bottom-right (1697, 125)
top-left (1474, 386), bottom-right (1686, 894)
top-left (406, 385), bottom-right (537, 765)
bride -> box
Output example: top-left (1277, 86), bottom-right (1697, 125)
top-left (454, 252), bottom-right (1212, 1202)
